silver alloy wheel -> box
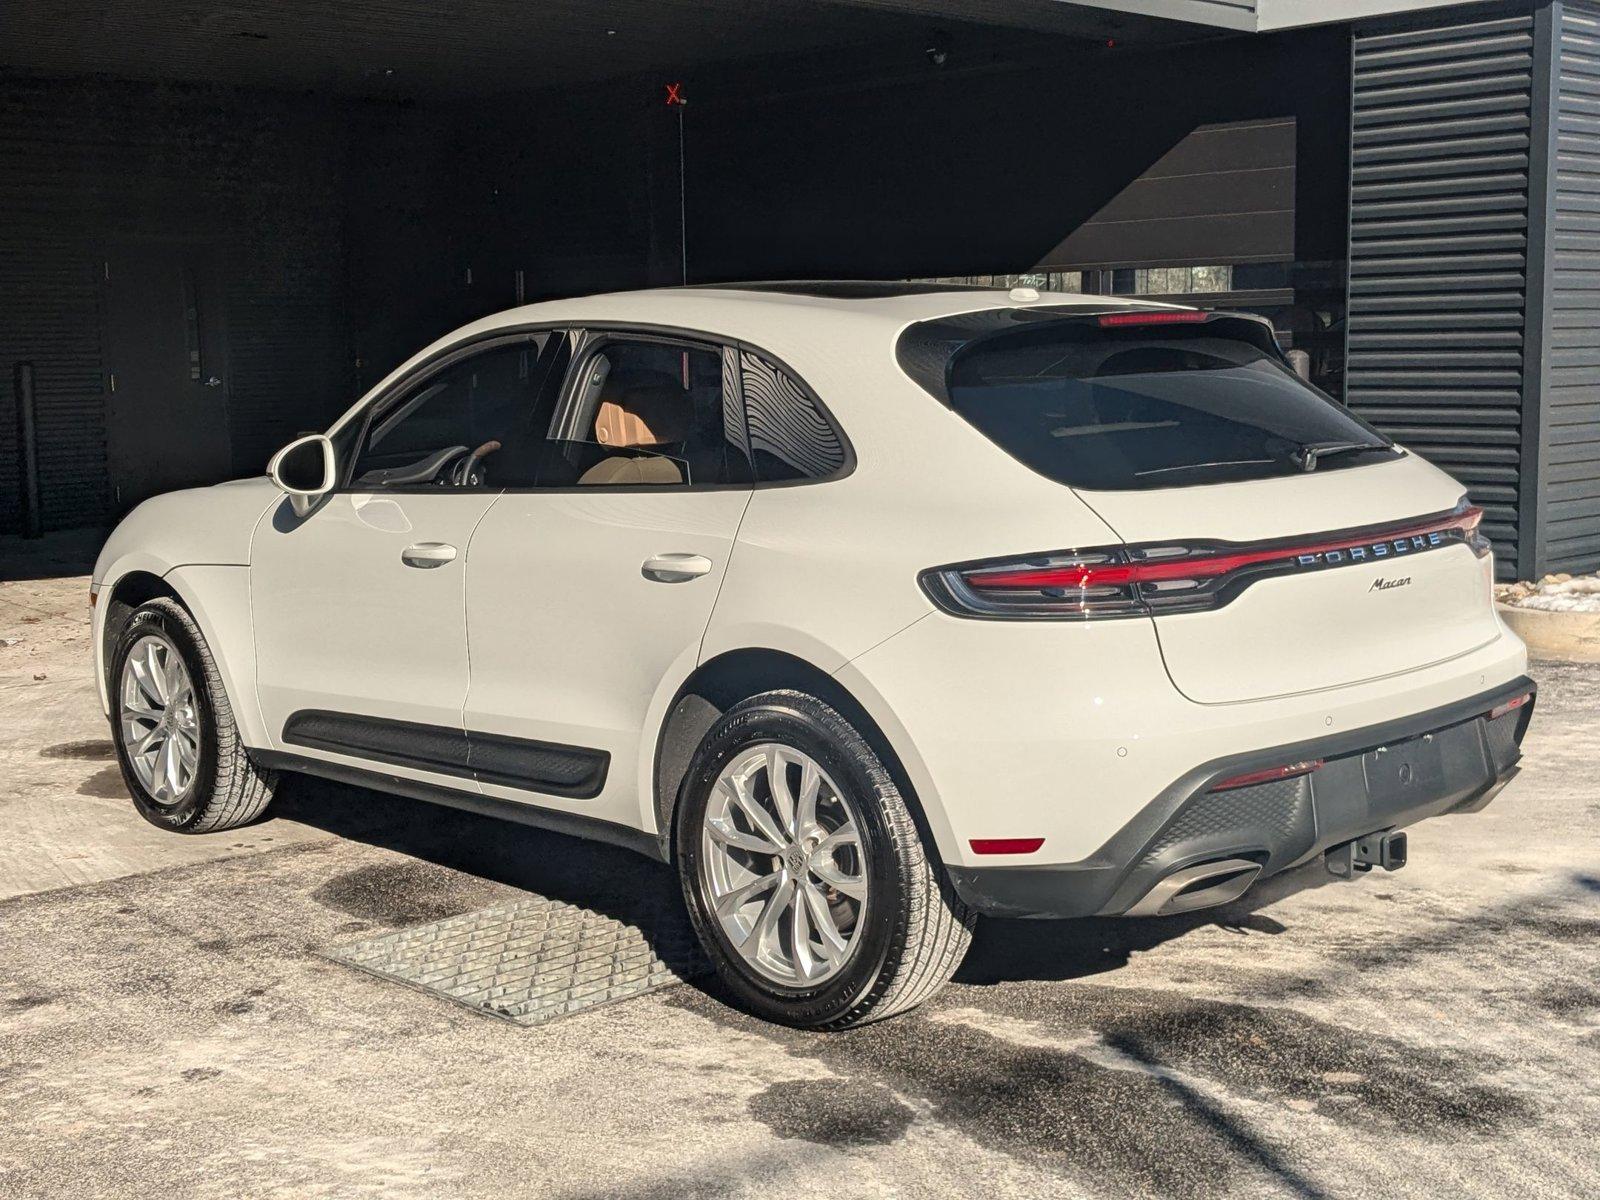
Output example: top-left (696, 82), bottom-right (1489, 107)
top-left (118, 634), bottom-right (201, 805)
top-left (700, 743), bottom-right (868, 986)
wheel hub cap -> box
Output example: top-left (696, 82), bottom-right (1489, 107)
top-left (699, 743), bottom-right (869, 987)
top-left (118, 634), bottom-right (200, 806)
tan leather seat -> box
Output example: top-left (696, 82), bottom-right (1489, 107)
top-left (578, 371), bottom-right (691, 486)
top-left (578, 455), bottom-right (685, 486)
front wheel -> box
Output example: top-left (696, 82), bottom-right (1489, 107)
top-left (675, 690), bottom-right (973, 1029)
top-left (109, 597), bottom-right (278, 833)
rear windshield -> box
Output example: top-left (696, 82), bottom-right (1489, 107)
top-left (942, 321), bottom-right (1397, 491)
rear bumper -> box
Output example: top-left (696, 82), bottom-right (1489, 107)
top-left (946, 675), bottom-right (1535, 919)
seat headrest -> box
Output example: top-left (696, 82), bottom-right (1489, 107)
top-left (594, 369), bottom-right (691, 447)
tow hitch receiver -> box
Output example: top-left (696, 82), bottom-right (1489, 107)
top-left (1326, 830), bottom-right (1408, 879)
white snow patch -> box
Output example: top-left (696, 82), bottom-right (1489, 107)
top-left (1496, 573), bottom-right (1600, 613)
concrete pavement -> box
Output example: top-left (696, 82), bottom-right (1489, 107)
top-left (2, 531), bottom-right (1597, 1199)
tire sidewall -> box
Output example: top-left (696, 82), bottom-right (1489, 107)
top-left (109, 604), bottom-right (219, 830)
top-left (675, 694), bottom-right (908, 1027)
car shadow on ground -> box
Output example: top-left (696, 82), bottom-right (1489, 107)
top-left (268, 769), bottom-right (1328, 988)
top-left (958, 863), bottom-right (1341, 985)
top-left (269, 771), bottom-right (688, 933)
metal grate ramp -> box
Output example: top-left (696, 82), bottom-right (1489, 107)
top-left (325, 895), bottom-right (708, 1026)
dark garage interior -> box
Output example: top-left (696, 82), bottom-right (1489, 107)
top-left (1, 0), bottom-right (1596, 579)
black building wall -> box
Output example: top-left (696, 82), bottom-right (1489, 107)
top-left (1, 25), bottom-right (1353, 535)
top-left (0, 76), bottom-right (356, 530)
top-left (677, 28), bottom-right (1351, 283)
top-left (360, 29), bottom-right (1352, 375)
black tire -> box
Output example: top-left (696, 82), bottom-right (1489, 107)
top-left (675, 690), bottom-right (973, 1029)
top-left (109, 597), bottom-right (278, 833)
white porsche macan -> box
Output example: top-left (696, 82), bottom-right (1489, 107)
top-left (92, 282), bottom-right (1535, 1028)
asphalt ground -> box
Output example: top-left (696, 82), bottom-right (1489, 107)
top-left (3, 532), bottom-right (1598, 1199)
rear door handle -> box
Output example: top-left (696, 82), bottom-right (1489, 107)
top-left (642, 553), bottom-right (713, 583)
top-left (401, 542), bottom-right (458, 569)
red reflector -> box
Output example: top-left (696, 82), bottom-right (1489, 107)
top-left (970, 838), bottom-right (1045, 855)
top-left (1487, 693), bottom-right (1531, 721)
top-left (1098, 310), bottom-right (1210, 328)
top-left (1209, 759), bottom-right (1323, 793)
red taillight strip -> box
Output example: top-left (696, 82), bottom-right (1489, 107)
top-left (1487, 693), bottom-right (1531, 721)
top-left (970, 838), bottom-right (1046, 855)
top-left (1209, 759), bottom-right (1324, 793)
top-left (1098, 310), bottom-right (1211, 328)
top-left (964, 506), bottom-right (1484, 592)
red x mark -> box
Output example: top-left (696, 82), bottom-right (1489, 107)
top-left (664, 82), bottom-right (686, 106)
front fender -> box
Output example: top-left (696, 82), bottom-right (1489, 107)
top-left (91, 478), bottom-right (279, 742)
top-left (91, 477), bottom-right (280, 588)
top-left (93, 564), bottom-right (269, 750)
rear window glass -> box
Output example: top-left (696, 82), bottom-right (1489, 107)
top-left (943, 321), bottom-right (1397, 491)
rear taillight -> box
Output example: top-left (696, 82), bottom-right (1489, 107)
top-left (920, 500), bottom-right (1488, 621)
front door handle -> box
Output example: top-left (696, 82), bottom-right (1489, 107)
top-left (642, 553), bottom-right (713, 583)
top-left (401, 542), bottom-right (458, 569)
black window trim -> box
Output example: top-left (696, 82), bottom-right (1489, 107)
top-left (331, 320), bottom-right (854, 497)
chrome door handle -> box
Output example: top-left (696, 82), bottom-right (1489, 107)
top-left (401, 542), bottom-right (458, 569)
top-left (642, 553), bottom-right (713, 582)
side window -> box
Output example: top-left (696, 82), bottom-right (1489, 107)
top-left (739, 350), bottom-right (847, 482)
top-left (537, 338), bottom-right (752, 488)
top-left (350, 335), bottom-right (567, 489)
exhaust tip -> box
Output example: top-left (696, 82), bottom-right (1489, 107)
top-left (1124, 857), bottom-right (1262, 918)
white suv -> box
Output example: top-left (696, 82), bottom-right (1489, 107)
top-left (93, 283), bottom-right (1535, 1028)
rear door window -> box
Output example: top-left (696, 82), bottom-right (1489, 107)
top-left (942, 319), bottom-right (1397, 491)
top-left (533, 337), bottom-right (752, 488)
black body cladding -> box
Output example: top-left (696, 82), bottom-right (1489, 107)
top-left (282, 710), bottom-right (608, 799)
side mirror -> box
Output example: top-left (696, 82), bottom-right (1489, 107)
top-left (267, 434), bottom-right (337, 517)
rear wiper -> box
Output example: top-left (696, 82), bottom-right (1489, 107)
top-left (1293, 440), bottom-right (1385, 472)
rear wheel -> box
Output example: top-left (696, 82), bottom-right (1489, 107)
top-left (676, 690), bottom-right (973, 1028)
top-left (110, 598), bottom-right (278, 833)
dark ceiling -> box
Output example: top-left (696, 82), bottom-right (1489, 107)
top-left (0, 0), bottom-right (1206, 99)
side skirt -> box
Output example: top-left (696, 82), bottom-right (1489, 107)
top-left (281, 709), bottom-right (609, 800)
top-left (252, 749), bottom-right (667, 863)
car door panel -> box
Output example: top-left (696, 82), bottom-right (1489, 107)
top-left (463, 488), bottom-right (749, 828)
top-left (251, 491), bottom-right (497, 770)
top-left (249, 332), bottom-right (567, 781)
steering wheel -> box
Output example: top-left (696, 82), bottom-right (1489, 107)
top-left (356, 444), bottom-right (468, 488)
top-left (452, 439), bottom-right (502, 487)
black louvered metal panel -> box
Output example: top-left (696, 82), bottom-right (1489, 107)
top-left (1546, 1), bottom-right (1600, 571)
top-left (1346, 13), bottom-right (1536, 579)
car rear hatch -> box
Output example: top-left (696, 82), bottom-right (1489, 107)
top-left (1077, 460), bottom-right (1501, 703)
top-left (906, 307), bottom-right (1503, 703)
